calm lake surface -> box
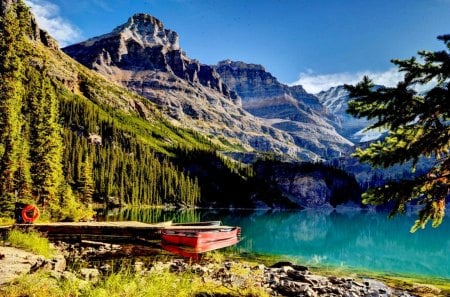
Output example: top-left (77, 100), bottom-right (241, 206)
top-left (106, 208), bottom-right (450, 280)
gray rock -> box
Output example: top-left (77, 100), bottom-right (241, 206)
top-left (50, 255), bottom-right (66, 273)
top-left (79, 268), bottom-right (100, 281)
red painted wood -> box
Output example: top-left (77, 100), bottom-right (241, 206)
top-left (161, 227), bottom-right (240, 247)
top-left (161, 236), bottom-right (240, 258)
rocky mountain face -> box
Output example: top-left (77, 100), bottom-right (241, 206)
top-left (316, 85), bottom-right (381, 143)
top-left (215, 60), bottom-right (353, 159)
top-left (2, 0), bottom-right (58, 49)
top-left (63, 14), bottom-right (305, 158)
top-left (253, 160), bottom-right (362, 208)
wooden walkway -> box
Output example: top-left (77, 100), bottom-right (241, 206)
top-left (13, 221), bottom-right (171, 242)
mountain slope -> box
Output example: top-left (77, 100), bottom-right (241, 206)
top-left (62, 14), bottom-right (303, 158)
top-left (215, 60), bottom-right (353, 159)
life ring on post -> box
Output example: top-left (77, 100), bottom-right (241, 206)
top-left (21, 204), bottom-right (40, 223)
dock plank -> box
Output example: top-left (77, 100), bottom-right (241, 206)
top-left (14, 221), bottom-right (172, 242)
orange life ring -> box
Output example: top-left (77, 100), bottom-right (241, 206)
top-left (21, 204), bottom-right (40, 223)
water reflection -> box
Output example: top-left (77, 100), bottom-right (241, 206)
top-left (101, 207), bottom-right (201, 224)
top-left (105, 207), bottom-right (450, 279)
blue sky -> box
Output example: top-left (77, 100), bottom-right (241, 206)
top-left (26, 0), bottom-right (450, 93)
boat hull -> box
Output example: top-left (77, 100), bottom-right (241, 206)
top-left (161, 226), bottom-right (240, 247)
top-left (161, 237), bottom-right (240, 258)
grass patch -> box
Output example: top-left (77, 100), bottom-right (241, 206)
top-left (6, 229), bottom-right (55, 258)
top-left (86, 269), bottom-right (195, 297)
top-left (0, 271), bottom-right (80, 297)
top-left (0, 266), bottom-right (270, 297)
top-left (0, 217), bottom-right (14, 226)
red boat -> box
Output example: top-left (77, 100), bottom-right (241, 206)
top-left (161, 226), bottom-right (241, 247)
top-left (161, 236), bottom-right (240, 258)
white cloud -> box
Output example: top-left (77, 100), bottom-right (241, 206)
top-left (92, 0), bottom-right (112, 12)
top-left (26, 0), bottom-right (82, 47)
top-left (290, 68), bottom-right (404, 94)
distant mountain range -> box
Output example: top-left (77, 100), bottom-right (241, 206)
top-left (63, 13), bottom-right (360, 161)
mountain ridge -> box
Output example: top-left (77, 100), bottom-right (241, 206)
top-left (62, 13), bottom-right (361, 161)
top-left (63, 13), bottom-right (309, 158)
top-left (215, 60), bottom-right (354, 159)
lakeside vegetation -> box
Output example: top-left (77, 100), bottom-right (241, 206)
top-left (0, 266), bottom-right (270, 297)
top-left (1, 230), bottom-right (449, 297)
top-left (6, 229), bottom-right (54, 258)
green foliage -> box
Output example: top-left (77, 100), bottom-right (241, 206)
top-left (0, 216), bottom-right (14, 225)
top-left (171, 149), bottom-right (272, 208)
top-left (85, 269), bottom-right (196, 297)
top-left (58, 184), bottom-right (94, 222)
top-left (0, 2), bottom-right (88, 219)
top-left (0, 270), bottom-right (81, 297)
top-left (59, 93), bottom-right (201, 207)
top-left (0, 266), bottom-right (270, 297)
top-left (78, 153), bottom-right (95, 204)
top-left (108, 207), bottom-right (201, 224)
top-left (28, 70), bottom-right (65, 212)
top-left (346, 34), bottom-right (450, 230)
top-left (6, 229), bottom-right (55, 258)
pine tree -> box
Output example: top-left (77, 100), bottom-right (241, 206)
top-left (346, 35), bottom-right (450, 231)
top-left (14, 122), bottom-right (32, 201)
top-left (78, 152), bottom-right (94, 204)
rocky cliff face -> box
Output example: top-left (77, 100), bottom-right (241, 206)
top-left (215, 60), bottom-right (353, 159)
top-left (316, 85), bottom-right (381, 143)
top-left (63, 14), bottom-right (304, 157)
top-left (2, 0), bottom-right (59, 49)
top-left (253, 160), bottom-right (362, 208)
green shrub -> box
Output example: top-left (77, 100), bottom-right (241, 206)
top-left (0, 217), bottom-right (14, 226)
top-left (6, 229), bottom-right (55, 258)
top-left (0, 271), bottom-right (80, 297)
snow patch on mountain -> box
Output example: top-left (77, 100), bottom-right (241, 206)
top-left (315, 85), bottom-right (381, 143)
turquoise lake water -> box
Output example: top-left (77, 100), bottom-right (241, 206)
top-left (109, 208), bottom-right (450, 280)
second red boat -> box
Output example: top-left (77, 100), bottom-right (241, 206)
top-left (161, 226), bottom-right (241, 247)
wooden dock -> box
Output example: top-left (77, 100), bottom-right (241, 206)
top-left (13, 221), bottom-right (171, 242)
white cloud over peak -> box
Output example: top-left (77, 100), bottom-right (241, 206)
top-left (290, 68), bottom-right (404, 94)
top-left (26, 0), bottom-right (82, 47)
